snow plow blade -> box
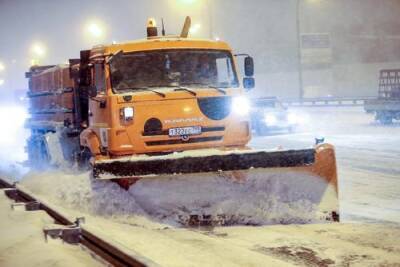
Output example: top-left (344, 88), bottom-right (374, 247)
top-left (93, 148), bottom-right (315, 179)
top-left (92, 143), bottom-right (339, 223)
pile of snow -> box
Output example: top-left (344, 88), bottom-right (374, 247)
top-left (20, 168), bottom-right (335, 227)
top-left (21, 170), bottom-right (147, 220)
top-left (130, 170), bottom-right (335, 226)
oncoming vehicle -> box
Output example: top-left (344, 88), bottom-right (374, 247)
top-left (251, 97), bottom-right (303, 135)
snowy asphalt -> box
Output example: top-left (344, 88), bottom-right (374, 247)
top-left (2, 106), bottom-right (400, 266)
top-left (250, 106), bottom-right (400, 224)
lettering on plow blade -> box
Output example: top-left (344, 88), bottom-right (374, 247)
top-left (93, 149), bottom-right (316, 178)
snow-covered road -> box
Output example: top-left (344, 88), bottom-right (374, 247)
top-left (1, 106), bottom-right (400, 266)
top-left (250, 106), bottom-right (400, 224)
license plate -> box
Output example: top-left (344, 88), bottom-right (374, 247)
top-left (169, 126), bottom-right (202, 137)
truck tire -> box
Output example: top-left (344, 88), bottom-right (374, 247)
top-left (78, 147), bottom-right (92, 170)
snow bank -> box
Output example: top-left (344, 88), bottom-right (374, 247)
top-left (20, 170), bottom-right (147, 219)
top-left (0, 192), bottom-right (103, 267)
top-left (19, 167), bottom-right (336, 228)
top-left (130, 169), bottom-right (336, 226)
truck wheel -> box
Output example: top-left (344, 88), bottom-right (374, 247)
top-left (78, 147), bottom-right (92, 170)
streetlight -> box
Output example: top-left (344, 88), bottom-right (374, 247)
top-left (189, 23), bottom-right (201, 34)
top-left (31, 43), bottom-right (46, 57)
top-left (83, 20), bottom-right (107, 45)
top-left (0, 79), bottom-right (4, 86)
top-left (30, 42), bottom-right (46, 65)
top-left (85, 20), bottom-right (107, 40)
top-left (0, 62), bottom-right (5, 72)
top-left (177, 0), bottom-right (197, 4)
top-left (87, 22), bottom-right (104, 38)
top-left (296, 0), bottom-right (304, 99)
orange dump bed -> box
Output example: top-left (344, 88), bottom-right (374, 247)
top-left (27, 65), bottom-right (76, 126)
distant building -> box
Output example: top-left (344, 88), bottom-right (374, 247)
top-left (213, 0), bottom-right (400, 98)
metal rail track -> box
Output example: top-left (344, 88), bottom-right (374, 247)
top-left (0, 178), bottom-right (158, 267)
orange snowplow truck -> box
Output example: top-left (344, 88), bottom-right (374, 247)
top-left (26, 17), bottom-right (339, 221)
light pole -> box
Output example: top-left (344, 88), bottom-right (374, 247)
top-left (207, 0), bottom-right (213, 39)
top-left (0, 61), bottom-right (4, 88)
top-left (296, 0), bottom-right (304, 99)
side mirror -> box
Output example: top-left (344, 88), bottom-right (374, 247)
top-left (243, 77), bottom-right (255, 90)
top-left (88, 85), bottom-right (98, 98)
top-left (244, 56), bottom-right (254, 77)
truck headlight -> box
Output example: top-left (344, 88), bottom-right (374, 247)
top-left (121, 107), bottom-right (134, 121)
top-left (264, 114), bottom-right (277, 125)
top-left (233, 96), bottom-right (250, 116)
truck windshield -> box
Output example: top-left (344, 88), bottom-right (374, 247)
top-left (109, 49), bottom-right (239, 93)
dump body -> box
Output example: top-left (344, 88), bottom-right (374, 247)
top-left (364, 69), bottom-right (400, 124)
top-left (27, 65), bottom-right (76, 128)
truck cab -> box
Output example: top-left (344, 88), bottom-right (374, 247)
top-left (77, 37), bottom-right (255, 160)
top-left (25, 18), bottom-right (255, 167)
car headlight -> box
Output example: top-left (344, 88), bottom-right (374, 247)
top-left (287, 113), bottom-right (298, 124)
top-left (287, 112), bottom-right (308, 125)
top-left (232, 96), bottom-right (250, 116)
top-left (121, 107), bottom-right (134, 121)
top-left (264, 114), bottom-right (277, 125)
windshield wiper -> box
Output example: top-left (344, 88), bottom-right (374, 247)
top-left (209, 86), bottom-right (227, 95)
top-left (173, 87), bottom-right (197, 96)
top-left (180, 82), bottom-right (227, 95)
top-left (118, 87), bottom-right (166, 97)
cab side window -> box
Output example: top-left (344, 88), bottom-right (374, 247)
top-left (94, 63), bottom-right (106, 94)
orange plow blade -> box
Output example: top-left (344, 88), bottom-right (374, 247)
top-left (92, 143), bottom-right (339, 225)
